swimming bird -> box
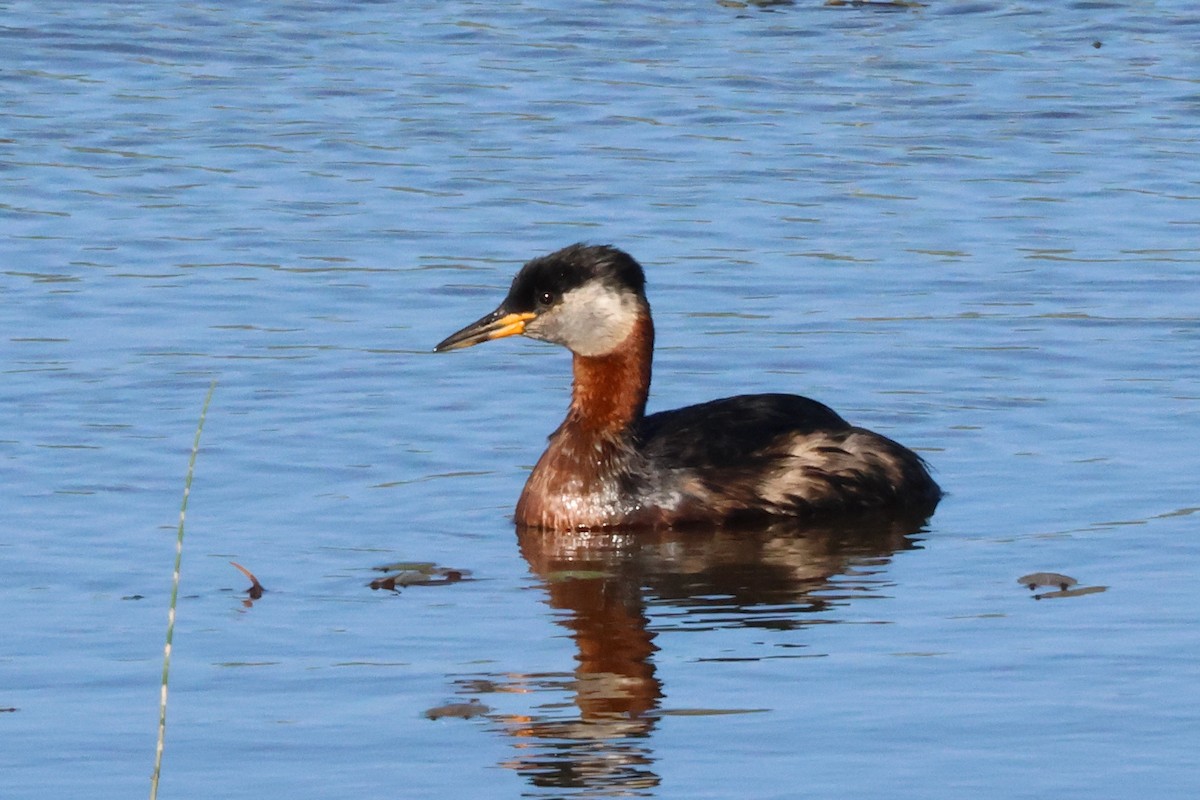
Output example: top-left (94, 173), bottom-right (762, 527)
top-left (434, 244), bottom-right (940, 530)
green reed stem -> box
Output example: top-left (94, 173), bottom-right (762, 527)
top-left (150, 380), bottom-right (216, 800)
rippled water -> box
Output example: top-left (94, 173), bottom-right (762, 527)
top-left (4, 2), bottom-right (1199, 798)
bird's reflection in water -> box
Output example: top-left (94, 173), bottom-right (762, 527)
top-left (455, 513), bottom-right (930, 795)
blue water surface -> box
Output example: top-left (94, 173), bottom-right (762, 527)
top-left (3, 1), bottom-right (1199, 798)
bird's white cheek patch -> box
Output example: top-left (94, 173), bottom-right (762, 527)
top-left (532, 282), bottom-right (640, 357)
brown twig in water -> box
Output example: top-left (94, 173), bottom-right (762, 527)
top-left (229, 561), bottom-right (265, 599)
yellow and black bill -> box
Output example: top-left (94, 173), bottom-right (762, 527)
top-left (433, 308), bottom-right (537, 353)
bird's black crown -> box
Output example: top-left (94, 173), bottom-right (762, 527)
top-left (502, 243), bottom-right (646, 313)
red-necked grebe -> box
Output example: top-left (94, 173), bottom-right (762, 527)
top-left (435, 244), bottom-right (941, 531)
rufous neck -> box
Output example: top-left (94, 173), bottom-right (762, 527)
top-left (567, 312), bottom-right (654, 434)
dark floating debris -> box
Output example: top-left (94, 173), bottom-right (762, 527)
top-left (824, 0), bottom-right (926, 8)
top-left (1018, 572), bottom-right (1078, 592)
top-left (424, 698), bottom-right (490, 721)
top-left (230, 561), bottom-right (265, 601)
top-left (1018, 572), bottom-right (1107, 600)
top-left (717, 0), bottom-right (795, 9)
top-left (369, 562), bottom-right (472, 592)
